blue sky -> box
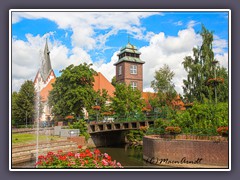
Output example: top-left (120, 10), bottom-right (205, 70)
top-left (11, 10), bottom-right (229, 94)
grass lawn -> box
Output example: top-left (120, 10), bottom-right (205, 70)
top-left (12, 133), bottom-right (66, 145)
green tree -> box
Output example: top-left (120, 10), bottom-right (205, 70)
top-left (49, 63), bottom-right (98, 119)
top-left (12, 80), bottom-right (36, 126)
top-left (111, 76), bottom-right (117, 87)
top-left (11, 91), bottom-right (18, 126)
top-left (151, 64), bottom-right (177, 107)
top-left (111, 83), bottom-right (145, 118)
top-left (182, 25), bottom-right (228, 103)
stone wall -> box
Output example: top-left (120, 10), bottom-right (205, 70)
top-left (143, 135), bottom-right (229, 168)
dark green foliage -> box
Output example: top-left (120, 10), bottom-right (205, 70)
top-left (170, 102), bottom-right (228, 135)
top-left (12, 80), bottom-right (36, 126)
top-left (127, 130), bottom-right (145, 142)
top-left (68, 119), bottom-right (90, 140)
top-left (111, 83), bottom-right (145, 119)
top-left (146, 118), bottom-right (169, 135)
top-left (182, 25), bottom-right (228, 103)
top-left (111, 76), bottom-right (117, 87)
top-left (49, 63), bottom-right (98, 118)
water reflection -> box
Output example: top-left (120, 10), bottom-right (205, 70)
top-left (99, 144), bottom-right (169, 169)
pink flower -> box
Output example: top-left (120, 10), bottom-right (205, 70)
top-left (102, 159), bottom-right (109, 166)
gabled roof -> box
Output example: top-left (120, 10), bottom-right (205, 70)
top-left (40, 78), bottom-right (56, 102)
top-left (93, 72), bottom-right (115, 97)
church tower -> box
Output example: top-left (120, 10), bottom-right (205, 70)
top-left (34, 39), bottom-right (56, 122)
top-left (114, 42), bottom-right (145, 91)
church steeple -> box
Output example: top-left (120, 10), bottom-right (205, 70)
top-left (40, 39), bottom-right (53, 82)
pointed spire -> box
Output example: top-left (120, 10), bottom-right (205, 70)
top-left (128, 34), bottom-right (130, 44)
top-left (40, 39), bottom-right (53, 81)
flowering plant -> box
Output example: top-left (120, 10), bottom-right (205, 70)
top-left (165, 126), bottom-right (181, 134)
top-left (92, 105), bottom-right (101, 110)
top-left (207, 77), bottom-right (224, 86)
top-left (35, 146), bottom-right (123, 168)
top-left (217, 126), bottom-right (228, 136)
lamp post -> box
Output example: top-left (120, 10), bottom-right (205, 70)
top-left (212, 60), bottom-right (219, 104)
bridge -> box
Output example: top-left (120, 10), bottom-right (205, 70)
top-left (88, 120), bottom-right (154, 133)
top-left (87, 120), bottom-right (154, 147)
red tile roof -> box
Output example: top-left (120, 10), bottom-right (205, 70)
top-left (40, 78), bottom-right (56, 102)
top-left (93, 72), bottom-right (115, 97)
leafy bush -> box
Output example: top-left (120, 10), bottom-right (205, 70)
top-left (165, 126), bottom-right (181, 134)
top-left (149, 102), bottom-right (228, 136)
top-left (127, 129), bottom-right (146, 142)
top-left (171, 102), bottom-right (228, 135)
top-left (146, 118), bottom-right (169, 135)
top-left (68, 119), bottom-right (90, 140)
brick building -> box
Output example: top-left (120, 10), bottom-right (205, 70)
top-left (114, 42), bottom-right (145, 92)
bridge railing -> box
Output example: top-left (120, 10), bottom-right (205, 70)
top-left (87, 112), bottom-right (167, 124)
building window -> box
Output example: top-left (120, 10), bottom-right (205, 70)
top-left (119, 66), bottom-right (122, 75)
top-left (130, 65), bottom-right (137, 74)
top-left (131, 81), bottom-right (137, 90)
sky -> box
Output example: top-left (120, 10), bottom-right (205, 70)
top-left (11, 10), bottom-right (229, 94)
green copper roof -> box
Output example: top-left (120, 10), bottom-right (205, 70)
top-left (114, 42), bottom-right (145, 65)
top-left (114, 56), bottom-right (145, 65)
top-left (118, 42), bottom-right (141, 55)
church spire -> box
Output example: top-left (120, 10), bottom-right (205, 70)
top-left (40, 39), bottom-right (53, 81)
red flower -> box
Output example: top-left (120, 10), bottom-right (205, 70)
top-left (47, 152), bottom-right (54, 156)
top-left (67, 152), bottom-right (75, 157)
top-left (78, 145), bottom-right (82, 149)
top-left (38, 155), bottom-right (45, 159)
top-left (85, 149), bottom-right (91, 154)
top-left (94, 149), bottom-right (101, 155)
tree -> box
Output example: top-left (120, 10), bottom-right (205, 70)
top-left (182, 25), bottom-right (228, 103)
top-left (12, 80), bottom-right (36, 126)
top-left (111, 76), bottom-right (117, 87)
top-left (49, 63), bottom-right (98, 119)
top-left (151, 64), bottom-right (177, 107)
top-left (11, 91), bottom-right (18, 126)
top-left (111, 83), bottom-right (145, 118)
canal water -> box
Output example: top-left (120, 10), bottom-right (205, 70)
top-left (12, 144), bottom-right (169, 169)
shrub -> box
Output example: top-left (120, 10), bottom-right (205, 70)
top-left (68, 119), bottom-right (90, 140)
top-left (165, 126), bottom-right (181, 134)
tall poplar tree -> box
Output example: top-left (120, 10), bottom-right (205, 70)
top-left (182, 25), bottom-right (228, 103)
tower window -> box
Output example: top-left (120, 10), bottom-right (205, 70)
top-left (119, 66), bottom-right (122, 75)
top-left (130, 82), bottom-right (137, 90)
top-left (130, 65), bottom-right (137, 74)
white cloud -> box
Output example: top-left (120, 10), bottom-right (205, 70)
top-left (187, 20), bottom-right (199, 28)
top-left (174, 21), bottom-right (183, 26)
top-left (213, 35), bottom-right (228, 54)
top-left (12, 12), bottom-right (161, 52)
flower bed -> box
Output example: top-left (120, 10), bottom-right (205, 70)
top-left (36, 146), bottom-right (123, 168)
